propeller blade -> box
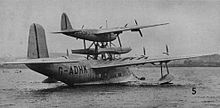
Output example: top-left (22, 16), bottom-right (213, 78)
top-left (124, 23), bottom-right (128, 27)
top-left (163, 44), bottom-right (169, 55)
top-left (134, 19), bottom-right (138, 25)
top-left (143, 47), bottom-right (146, 55)
top-left (138, 30), bottom-right (143, 37)
top-left (106, 20), bottom-right (108, 28)
top-left (133, 20), bottom-right (143, 37)
top-left (81, 25), bottom-right (84, 29)
top-left (166, 44), bottom-right (169, 54)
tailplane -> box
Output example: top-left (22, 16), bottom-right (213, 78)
top-left (27, 23), bottom-right (49, 59)
top-left (61, 13), bottom-right (73, 30)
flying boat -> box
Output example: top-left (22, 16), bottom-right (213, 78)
top-left (3, 14), bottom-right (207, 86)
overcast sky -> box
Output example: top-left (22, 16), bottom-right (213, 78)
top-left (0, 0), bottom-right (220, 57)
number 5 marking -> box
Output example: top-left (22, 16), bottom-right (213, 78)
top-left (192, 87), bottom-right (196, 95)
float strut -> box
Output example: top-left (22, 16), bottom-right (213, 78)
top-left (83, 39), bottom-right (86, 49)
top-left (117, 34), bottom-right (122, 47)
top-left (94, 42), bottom-right (98, 60)
top-left (160, 62), bottom-right (163, 77)
top-left (165, 62), bottom-right (169, 74)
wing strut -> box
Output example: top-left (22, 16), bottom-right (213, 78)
top-left (117, 34), bottom-right (122, 47)
top-left (165, 62), bottom-right (169, 74)
top-left (83, 39), bottom-right (86, 49)
top-left (160, 62), bottom-right (163, 77)
top-left (158, 61), bottom-right (174, 84)
top-left (159, 61), bottom-right (170, 78)
top-left (94, 42), bottom-right (98, 59)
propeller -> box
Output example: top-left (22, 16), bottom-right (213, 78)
top-left (81, 25), bottom-right (84, 29)
top-left (66, 49), bottom-right (69, 57)
top-left (166, 45), bottom-right (169, 53)
top-left (99, 26), bottom-right (103, 29)
top-left (106, 20), bottom-right (108, 28)
top-left (163, 44), bottom-right (169, 56)
top-left (134, 19), bottom-right (143, 37)
top-left (143, 47), bottom-right (146, 56)
top-left (134, 19), bottom-right (138, 25)
top-left (124, 23), bottom-right (128, 27)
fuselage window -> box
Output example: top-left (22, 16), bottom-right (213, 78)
top-left (118, 73), bottom-right (122, 77)
top-left (104, 73), bottom-right (107, 77)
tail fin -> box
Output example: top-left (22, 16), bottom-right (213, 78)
top-left (61, 13), bottom-right (73, 30)
top-left (27, 23), bottom-right (49, 59)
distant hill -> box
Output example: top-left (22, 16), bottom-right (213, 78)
top-left (1, 53), bottom-right (220, 68)
top-left (169, 54), bottom-right (220, 67)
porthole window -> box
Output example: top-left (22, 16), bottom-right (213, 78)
top-left (118, 73), bottom-right (122, 77)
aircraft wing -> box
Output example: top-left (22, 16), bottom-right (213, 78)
top-left (3, 58), bottom-right (80, 65)
top-left (95, 23), bottom-right (169, 35)
top-left (91, 54), bottom-right (208, 69)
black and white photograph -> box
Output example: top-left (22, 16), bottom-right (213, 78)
top-left (1, 0), bottom-right (220, 108)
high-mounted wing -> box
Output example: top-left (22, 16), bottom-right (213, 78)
top-left (3, 58), bottom-right (80, 65)
top-left (95, 23), bottom-right (169, 35)
top-left (91, 54), bottom-right (209, 69)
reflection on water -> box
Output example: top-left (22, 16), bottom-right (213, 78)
top-left (1, 67), bottom-right (220, 108)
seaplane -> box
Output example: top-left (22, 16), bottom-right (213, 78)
top-left (52, 13), bottom-right (168, 60)
top-left (3, 14), bottom-right (205, 86)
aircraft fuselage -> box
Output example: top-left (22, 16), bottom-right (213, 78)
top-left (63, 29), bottom-right (117, 42)
top-left (26, 60), bottom-right (132, 86)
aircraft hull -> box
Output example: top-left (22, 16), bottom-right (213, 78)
top-left (26, 60), bottom-right (133, 86)
top-left (63, 32), bottom-right (117, 42)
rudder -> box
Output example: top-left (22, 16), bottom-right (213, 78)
top-left (27, 23), bottom-right (49, 59)
top-left (61, 13), bottom-right (73, 30)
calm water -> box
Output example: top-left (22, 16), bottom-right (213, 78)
top-left (0, 67), bottom-right (220, 108)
